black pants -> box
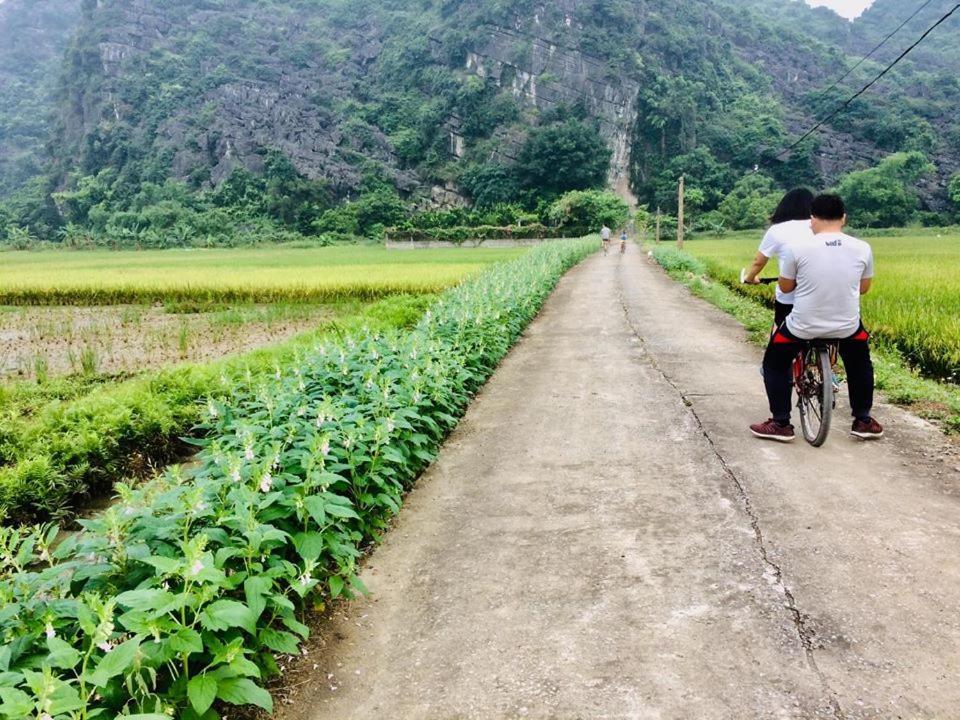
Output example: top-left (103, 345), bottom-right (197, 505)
top-left (762, 323), bottom-right (875, 425)
top-left (774, 301), bottom-right (793, 328)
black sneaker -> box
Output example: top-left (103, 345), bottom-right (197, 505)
top-left (851, 417), bottom-right (884, 440)
top-left (750, 419), bottom-right (795, 443)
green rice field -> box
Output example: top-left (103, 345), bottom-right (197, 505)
top-left (680, 229), bottom-right (960, 382)
top-left (0, 245), bottom-right (525, 304)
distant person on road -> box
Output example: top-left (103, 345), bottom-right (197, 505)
top-left (750, 194), bottom-right (883, 443)
top-left (743, 188), bottom-right (814, 327)
top-left (619, 229), bottom-right (627, 254)
top-left (601, 224), bottom-right (611, 254)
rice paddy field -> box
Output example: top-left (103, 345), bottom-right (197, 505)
top-left (681, 229), bottom-right (960, 383)
top-left (0, 245), bottom-right (525, 304)
top-left (0, 244), bottom-right (524, 522)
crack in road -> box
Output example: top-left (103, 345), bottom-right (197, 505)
top-left (617, 262), bottom-right (846, 720)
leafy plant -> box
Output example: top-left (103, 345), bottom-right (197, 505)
top-left (0, 238), bottom-right (595, 718)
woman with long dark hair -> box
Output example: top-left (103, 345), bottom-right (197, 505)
top-left (742, 188), bottom-right (814, 326)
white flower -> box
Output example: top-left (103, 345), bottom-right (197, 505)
top-left (189, 559), bottom-right (204, 576)
top-left (321, 440), bottom-right (330, 456)
top-left (298, 572), bottom-right (312, 587)
top-left (231, 468), bottom-right (241, 483)
top-left (207, 401), bottom-right (219, 418)
top-left (45, 623), bottom-right (56, 639)
top-left (343, 437), bottom-right (351, 449)
top-left (259, 472), bottom-right (273, 493)
top-left (194, 501), bottom-right (208, 513)
top-left (40, 714), bottom-right (54, 720)
top-left (297, 406), bottom-right (306, 416)
top-left (98, 641), bottom-right (113, 653)
top-left (386, 418), bottom-right (395, 433)
top-left (244, 446), bottom-right (255, 461)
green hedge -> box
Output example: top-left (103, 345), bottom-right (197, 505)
top-left (0, 238), bottom-right (595, 719)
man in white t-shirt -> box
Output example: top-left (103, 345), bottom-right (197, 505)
top-left (750, 194), bottom-right (884, 442)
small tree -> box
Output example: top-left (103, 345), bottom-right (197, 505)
top-left (515, 119), bottom-right (611, 198)
top-left (546, 190), bottom-right (630, 233)
top-left (717, 173), bottom-right (783, 230)
top-left (834, 151), bottom-right (934, 228)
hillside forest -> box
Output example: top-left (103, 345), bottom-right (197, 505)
top-left (0, 0), bottom-right (959, 248)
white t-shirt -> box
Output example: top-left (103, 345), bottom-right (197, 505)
top-left (601, 226), bottom-right (611, 240)
top-left (782, 232), bottom-right (875, 340)
top-left (758, 219), bottom-right (814, 305)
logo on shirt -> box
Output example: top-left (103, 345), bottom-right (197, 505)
top-left (824, 239), bottom-right (843, 247)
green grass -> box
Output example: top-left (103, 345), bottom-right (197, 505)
top-left (679, 229), bottom-right (960, 382)
top-left (651, 244), bottom-right (960, 432)
top-left (0, 245), bottom-right (526, 305)
top-left (0, 294), bottom-right (434, 524)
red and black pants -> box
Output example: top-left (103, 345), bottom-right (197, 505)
top-left (763, 323), bottom-right (875, 425)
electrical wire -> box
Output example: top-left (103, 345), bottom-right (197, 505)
top-left (810, 0), bottom-right (938, 102)
top-left (774, 2), bottom-right (960, 160)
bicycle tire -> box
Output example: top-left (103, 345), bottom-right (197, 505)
top-left (798, 347), bottom-right (833, 447)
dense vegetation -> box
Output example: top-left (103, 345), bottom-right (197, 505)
top-left (0, 239), bottom-right (594, 719)
top-left (0, 0), bottom-right (958, 245)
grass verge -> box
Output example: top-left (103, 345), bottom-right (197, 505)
top-left (650, 245), bottom-right (960, 432)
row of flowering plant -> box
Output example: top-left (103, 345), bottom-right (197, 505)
top-left (0, 238), bottom-right (595, 719)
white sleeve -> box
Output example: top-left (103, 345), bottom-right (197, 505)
top-left (780, 246), bottom-right (798, 280)
top-left (863, 246), bottom-right (875, 279)
top-left (758, 227), bottom-right (778, 258)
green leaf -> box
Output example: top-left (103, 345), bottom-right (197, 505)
top-left (122, 715), bottom-right (170, 720)
top-left (46, 636), bottom-right (82, 669)
top-left (187, 675), bottom-right (218, 715)
top-left (88, 637), bottom-right (141, 687)
top-left (200, 600), bottom-right (256, 634)
top-left (169, 627), bottom-right (203, 655)
top-left (116, 589), bottom-right (174, 610)
top-left (293, 532), bottom-right (324, 562)
top-left (140, 555), bottom-right (180, 574)
top-left (260, 629), bottom-right (299, 655)
top-left (0, 687), bottom-right (32, 718)
top-left (325, 503), bottom-right (359, 520)
top-left (328, 575), bottom-right (344, 598)
top-left (216, 677), bottom-right (274, 712)
top-left (303, 495), bottom-right (326, 525)
top-left (244, 576), bottom-right (272, 620)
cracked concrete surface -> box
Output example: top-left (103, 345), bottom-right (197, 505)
top-left (281, 245), bottom-right (960, 720)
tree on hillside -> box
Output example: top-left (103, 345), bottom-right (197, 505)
top-left (717, 173), bottom-right (783, 230)
top-left (949, 173), bottom-right (960, 219)
top-left (546, 190), bottom-right (630, 232)
top-left (834, 151), bottom-right (935, 228)
top-left (459, 163), bottom-right (521, 209)
top-left (514, 119), bottom-right (611, 198)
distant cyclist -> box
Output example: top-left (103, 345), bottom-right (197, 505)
top-left (742, 188), bottom-right (814, 327)
top-left (601, 224), bottom-right (611, 254)
top-left (750, 194), bottom-right (883, 442)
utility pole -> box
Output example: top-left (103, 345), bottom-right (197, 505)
top-left (655, 207), bottom-right (661, 244)
top-left (677, 175), bottom-right (685, 249)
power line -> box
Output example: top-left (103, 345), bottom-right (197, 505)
top-left (811, 0), bottom-right (938, 102)
top-left (774, 2), bottom-right (960, 160)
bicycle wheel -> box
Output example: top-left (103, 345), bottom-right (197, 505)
top-left (797, 347), bottom-right (833, 447)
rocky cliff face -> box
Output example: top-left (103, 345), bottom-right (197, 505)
top-left (0, 0), bottom-right (81, 196)
top-left (55, 0), bottom-right (418, 196)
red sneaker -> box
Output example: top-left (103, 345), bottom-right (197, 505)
top-left (750, 419), bottom-right (795, 442)
top-left (851, 417), bottom-right (884, 440)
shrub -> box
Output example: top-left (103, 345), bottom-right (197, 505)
top-left (546, 190), bottom-right (630, 233)
top-left (0, 239), bottom-right (595, 719)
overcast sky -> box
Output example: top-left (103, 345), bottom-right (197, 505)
top-left (805, 0), bottom-right (876, 19)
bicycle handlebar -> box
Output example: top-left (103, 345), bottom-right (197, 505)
top-left (740, 268), bottom-right (779, 285)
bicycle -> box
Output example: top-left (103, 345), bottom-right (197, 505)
top-left (740, 269), bottom-right (840, 447)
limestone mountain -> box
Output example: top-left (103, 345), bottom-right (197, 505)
top-left (1, 0), bottom-right (958, 240)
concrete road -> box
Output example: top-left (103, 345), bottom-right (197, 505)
top-left (284, 245), bottom-right (960, 720)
